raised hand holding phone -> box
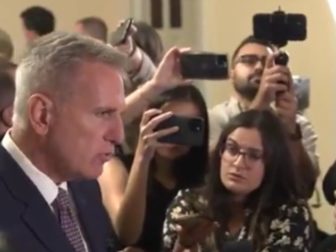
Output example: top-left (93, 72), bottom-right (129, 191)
top-left (110, 18), bottom-right (134, 47)
top-left (173, 213), bottom-right (218, 250)
top-left (135, 109), bottom-right (179, 160)
top-left (155, 115), bottom-right (204, 146)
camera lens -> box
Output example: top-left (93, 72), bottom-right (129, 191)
top-left (216, 56), bottom-right (227, 67)
top-left (189, 119), bottom-right (202, 132)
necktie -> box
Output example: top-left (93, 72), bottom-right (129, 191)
top-left (53, 188), bottom-right (86, 252)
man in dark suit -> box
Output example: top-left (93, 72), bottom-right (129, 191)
top-left (0, 32), bottom-right (125, 252)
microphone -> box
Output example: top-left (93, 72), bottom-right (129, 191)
top-left (322, 160), bottom-right (336, 205)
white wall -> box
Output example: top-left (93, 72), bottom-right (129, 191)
top-left (0, 0), bottom-right (131, 61)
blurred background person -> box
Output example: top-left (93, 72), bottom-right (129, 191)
top-left (0, 28), bottom-right (14, 61)
top-left (0, 58), bottom-right (16, 80)
top-left (75, 16), bottom-right (108, 43)
top-left (20, 6), bottom-right (55, 45)
top-left (0, 70), bottom-right (14, 137)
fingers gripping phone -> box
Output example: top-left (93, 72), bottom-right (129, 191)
top-left (173, 213), bottom-right (214, 228)
top-left (110, 18), bottom-right (133, 46)
top-left (154, 115), bottom-right (204, 146)
top-left (180, 52), bottom-right (229, 79)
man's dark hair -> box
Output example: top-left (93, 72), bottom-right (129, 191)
top-left (77, 17), bottom-right (108, 42)
top-left (231, 35), bottom-right (275, 65)
top-left (20, 6), bottom-right (55, 36)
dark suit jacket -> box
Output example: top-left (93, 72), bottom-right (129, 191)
top-left (0, 145), bottom-right (114, 252)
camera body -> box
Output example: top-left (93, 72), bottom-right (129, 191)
top-left (155, 115), bottom-right (204, 146)
top-left (253, 10), bottom-right (307, 48)
top-left (253, 9), bottom-right (307, 69)
top-left (180, 52), bottom-right (228, 79)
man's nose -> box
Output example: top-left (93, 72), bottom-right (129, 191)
top-left (105, 115), bottom-right (124, 145)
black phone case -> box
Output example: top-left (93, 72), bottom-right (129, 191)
top-left (155, 115), bottom-right (204, 146)
top-left (180, 53), bottom-right (228, 80)
top-left (110, 18), bottom-right (133, 46)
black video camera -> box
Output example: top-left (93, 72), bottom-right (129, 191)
top-left (253, 8), bottom-right (307, 66)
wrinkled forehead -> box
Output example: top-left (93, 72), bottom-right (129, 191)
top-left (235, 43), bottom-right (274, 59)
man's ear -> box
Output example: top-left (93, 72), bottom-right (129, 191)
top-left (27, 94), bottom-right (54, 135)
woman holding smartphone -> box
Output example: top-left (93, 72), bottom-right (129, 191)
top-left (99, 85), bottom-right (209, 252)
top-left (163, 110), bottom-right (313, 252)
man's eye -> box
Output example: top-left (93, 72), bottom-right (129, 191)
top-left (97, 111), bottom-right (113, 118)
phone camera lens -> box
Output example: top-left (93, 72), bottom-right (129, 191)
top-left (189, 120), bottom-right (201, 132)
top-left (216, 56), bottom-right (226, 67)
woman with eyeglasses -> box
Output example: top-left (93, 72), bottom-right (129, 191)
top-left (163, 109), bottom-right (313, 252)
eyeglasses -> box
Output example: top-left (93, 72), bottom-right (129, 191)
top-left (220, 139), bottom-right (264, 165)
top-left (234, 54), bottom-right (267, 67)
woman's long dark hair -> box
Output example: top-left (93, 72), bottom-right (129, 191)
top-left (206, 110), bottom-right (303, 249)
top-left (133, 21), bottom-right (164, 66)
top-left (150, 85), bottom-right (209, 188)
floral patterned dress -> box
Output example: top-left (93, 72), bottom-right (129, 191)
top-left (162, 188), bottom-right (313, 252)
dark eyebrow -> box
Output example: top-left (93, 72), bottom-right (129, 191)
top-left (93, 107), bottom-right (117, 113)
top-left (226, 137), bottom-right (263, 153)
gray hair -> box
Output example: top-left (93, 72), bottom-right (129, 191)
top-left (14, 31), bottom-right (126, 127)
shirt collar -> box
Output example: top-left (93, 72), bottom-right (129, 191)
top-left (1, 131), bottom-right (67, 205)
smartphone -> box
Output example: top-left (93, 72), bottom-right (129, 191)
top-left (180, 52), bottom-right (228, 80)
top-left (253, 10), bottom-right (306, 47)
top-left (155, 115), bottom-right (204, 146)
top-left (110, 18), bottom-right (133, 46)
top-left (292, 75), bottom-right (310, 112)
top-left (173, 213), bottom-right (213, 228)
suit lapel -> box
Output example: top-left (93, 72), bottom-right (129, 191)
top-left (0, 147), bottom-right (74, 252)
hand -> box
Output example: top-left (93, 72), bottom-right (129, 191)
top-left (250, 54), bottom-right (291, 110)
top-left (135, 109), bottom-right (179, 160)
top-left (275, 90), bottom-right (298, 134)
top-left (112, 20), bottom-right (143, 73)
top-left (148, 47), bottom-right (191, 93)
top-left (112, 20), bottom-right (137, 56)
top-left (175, 216), bottom-right (218, 249)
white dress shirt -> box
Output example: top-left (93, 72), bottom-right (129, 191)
top-left (1, 132), bottom-right (89, 252)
